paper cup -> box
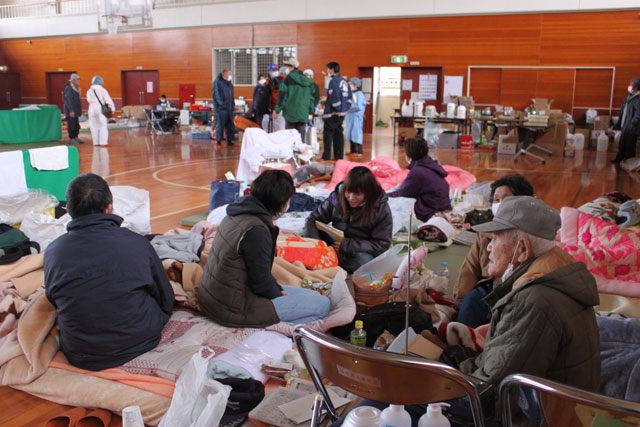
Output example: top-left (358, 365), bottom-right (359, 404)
top-left (343, 406), bottom-right (381, 427)
top-left (122, 405), bottom-right (144, 427)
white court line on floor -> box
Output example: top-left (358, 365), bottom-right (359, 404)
top-left (150, 203), bottom-right (210, 220)
top-left (152, 164), bottom-right (211, 190)
top-left (104, 153), bottom-right (239, 179)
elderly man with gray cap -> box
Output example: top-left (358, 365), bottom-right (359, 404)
top-left (274, 57), bottom-right (315, 141)
top-left (63, 73), bottom-right (84, 144)
top-left (447, 196), bottom-right (601, 391)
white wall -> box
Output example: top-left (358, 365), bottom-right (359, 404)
top-left (0, 0), bottom-right (637, 39)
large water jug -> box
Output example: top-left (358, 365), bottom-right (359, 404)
top-left (414, 101), bottom-right (425, 117)
top-left (597, 133), bottom-right (608, 152)
top-left (573, 133), bottom-right (585, 150)
top-left (446, 102), bottom-right (456, 118)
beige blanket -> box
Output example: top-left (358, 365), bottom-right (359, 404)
top-left (0, 254), bottom-right (44, 298)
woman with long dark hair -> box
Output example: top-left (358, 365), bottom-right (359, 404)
top-left (303, 166), bottom-right (393, 273)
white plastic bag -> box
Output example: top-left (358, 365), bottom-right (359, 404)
top-left (585, 109), bottom-right (598, 124)
top-left (19, 213), bottom-right (71, 251)
top-left (110, 186), bottom-right (151, 235)
top-left (0, 190), bottom-right (58, 226)
top-left (159, 348), bottom-right (231, 427)
top-left (401, 100), bottom-right (413, 117)
top-left (353, 244), bottom-right (407, 283)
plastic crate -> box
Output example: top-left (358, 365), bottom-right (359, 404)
top-left (190, 132), bottom-right (211, 140)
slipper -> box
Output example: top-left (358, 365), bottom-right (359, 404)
top-left (77, 409), bottom-right (113, 427)
top-left (45, 407), bottom-right (87, 427)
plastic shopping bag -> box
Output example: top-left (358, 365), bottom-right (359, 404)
top-left (110, 186), bottom-right (151, 235)
top-left (353, 244), bottom-right (407, 283)
top-left (159, 348), bottom-right (231, 427)
top-left (19, 212), bottom-right (71, 251)
top-left (209, 180), bottom-right (240, 212)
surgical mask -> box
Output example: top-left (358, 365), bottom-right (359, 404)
top-left (629, 85), bottom-right (634, 94)
top-left (227, 75), bottom-right (233, 81)
top-left (491, 202), bottom-right (501, 216)
top-left (258, 79), bottom-right (266, 85)
top-left (282, 68), bottom-right (290, 76)
top-left (271, 71), bottom-right (279, 78)
top-left (501, 241), bottom-right (522, 283)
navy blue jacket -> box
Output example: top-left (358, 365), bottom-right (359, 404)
top-left (44, 214), bottom-right (174, 371)
top-left (213, 74), bottom-right (235, 111)
top-left (323, 74), bottom-right (352, 118)
top-left (63, 81), bottom-right (82, 117)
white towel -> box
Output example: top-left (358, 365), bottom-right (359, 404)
top-left (0, 150), bottom-right (28, 196)
top-left (28, 146), bottom-right (69, 171)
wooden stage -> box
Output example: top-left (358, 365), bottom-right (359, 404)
top-left (0, 127), bottom-right (637, 426)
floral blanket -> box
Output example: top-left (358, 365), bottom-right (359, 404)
top-left (559, 207), bottom-right (640, 297)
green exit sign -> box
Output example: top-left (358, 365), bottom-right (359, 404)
top-left (0, 65), bottom-right (8, 72)
top-left (391, 56), bottom-right (407, 64)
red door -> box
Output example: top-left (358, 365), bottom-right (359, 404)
top-left (121, 70), bottom-right (159, 106)
top-left (179, 84), bottom-right (196, 109)
top-left (46, 71), bottom-right (76, 111)
top-left (400, 67), bottom-right (443, 113)
top-left (0, 72), bottom-right (22, 109)
top-left (357, 67), bottom-right (374, 134)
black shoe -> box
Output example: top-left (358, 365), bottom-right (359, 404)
top-left (611, 158), bottom-right (622, 164)
top-left (216, 141), bottom-right (222, 146)
top-left (72, 138), bottom-right (85, 145)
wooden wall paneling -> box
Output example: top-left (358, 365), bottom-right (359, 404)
top-left (573, 68), bottom-right (613, 109)
top-left (499, 68), bottom-right (538, 110)
top-left (1, 38), bottom-right (65, 98)
top-left (211, 25), bottom-right (251, 48)
top-left (131, 28), bottom-right (212, 99)
top-left (539, 10), bottom-right (640, 108)
top-left (64, 32), bottom-right (134, 99)
top-left (535, 68), bottom-right (574, 113)
top-left (469, 68), bottom-right (501, 105)
top-left (253, 23), bottom-right (297, 47)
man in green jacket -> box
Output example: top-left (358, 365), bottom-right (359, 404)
top-left (274, 57), bottom-right (315, 141)
top-left (456, 196), bottom-right (601, 392)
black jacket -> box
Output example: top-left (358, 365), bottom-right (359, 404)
top-left (213, 73), bottom-right (235, 111)
top-left (44, 214), bottom-right (174, 371)
top-left (63, 81), bottom-right (82, 117)
top-left (614, 92), bottom-right (640, 135)
top-left (312, 82), bottom-right (320, 107)
top-left (303, 186), bottom-right (393, 257)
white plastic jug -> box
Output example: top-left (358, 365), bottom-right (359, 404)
top-left (597, 133), bottom-right (609, 152)
top-left (446, 102), bottom-right (456, 118)
top-left (456, 105), bottom-right (466, 119)
top-left (414, 101), bottom-right (424, 117)
top-left (343, 406), bottom-right (381, 427)
top-left (573, 133), bottom-right (585, 150)
top-left (425, 105), bottom-right (437, 118)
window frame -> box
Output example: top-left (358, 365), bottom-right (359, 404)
top-left (212, 45), bottom-right (298, 87)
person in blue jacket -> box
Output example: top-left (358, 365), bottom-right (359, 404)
top-left (213, 68), bottom-right (236, 146)
top-left (345, 77), bottom-right (367, 157)
top-left (322, 61), bottom-right (351, 160)
top-left (44, 173), bottom-right (174, 371)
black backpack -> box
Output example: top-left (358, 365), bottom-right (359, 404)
top-left (0, 224), bottom-right (40, 265)
top-left (254, 84), bottom-right (272, 116)
top-left (330, 302), bottom-right (436, 348)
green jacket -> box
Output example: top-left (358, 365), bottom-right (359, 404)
top-left (460, 247), bottom-right (601, 391)
top-left (275, 68), bottom-right (315, 123)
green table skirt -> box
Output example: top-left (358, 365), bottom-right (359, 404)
top-left (0, 106), bottom-right (62, 144)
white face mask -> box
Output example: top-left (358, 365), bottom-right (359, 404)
top-left (271, 71), bottom-right (279, 78)
top-left (258, 79), bottom-right (266, 85)
top-left (501, 241), bottom-right (522, 283)
top-left (629, 85), bottom-right (634, 94)
top-left (227, 75), bottom-right (233, 81)
top-left (491, 202), bottom-right (501, 216)
top-left (282, 68), bottom-right (290, 76)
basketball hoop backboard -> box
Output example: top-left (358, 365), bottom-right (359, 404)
top-left (98, 0), bottom-right (152, 33)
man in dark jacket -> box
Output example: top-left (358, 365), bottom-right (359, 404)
top-left (274, 57), bottom-right (315, 141)
top-left (322, 61), bottom-right (352, 160)
top-left (388, 137), bottom-right (451, 221)
top-left (44, 173), bottom-right (174, 371)
top-left (63, 73), bottom-right (84, 144)
top-left (254, 64), bottom-right (279, 131)
top-left (444, 196), bottom-right (601, 392)
top-left (213, 68), bottom-right (236, 146)
top-left (612, 77), bottom-right (640, 163)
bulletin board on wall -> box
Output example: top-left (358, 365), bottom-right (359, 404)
top-left (467, 65), bottom-right (615, 123)
top-left (399, 66), bottom-right (443, 111)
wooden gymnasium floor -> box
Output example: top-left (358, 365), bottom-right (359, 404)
top-left (0, 126), bottom-right (638, 426)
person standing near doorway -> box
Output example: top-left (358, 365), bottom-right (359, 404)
top-left (213, 68), bottom-right (236, 146)
top-left (612, 78), bottom-right (640, 163)
top-left (274, 57), bottom-right (315, 141)
top-left (322, 62), bottom-right (351, 160)
top-left (64, 73), bottom-right (84, 145)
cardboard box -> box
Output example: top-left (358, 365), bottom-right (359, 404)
top-left (593, 115), bottom-right (610, 131)
top-left (398, 126), bottom-right (417, 144)
top-left (408, 335), bottom-right (443, 360)
top-left (438, 132), bottom-right (459, 149)
top-left (531, 98), bottom-right (553, 115)
top-left (498, 132), bottom-right (518, 154)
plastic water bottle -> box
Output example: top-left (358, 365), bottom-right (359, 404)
top-left (418, 403), bottom-right (451, 427)
top-left (350, 320), bottom-right (367, 346)
top-left (433, 262), bottom-right (450, 294)
top-left (379, 404), bottom-right (411, 427)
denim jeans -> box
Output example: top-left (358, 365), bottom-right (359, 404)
top-left (340, 252), bottom-right (374, 274)
top-left (215, 109), bottom-right (235, 144)
top-left (271, 285), bottom-right (331, 324)
top-left (457, 281), bottom-right (493, 328)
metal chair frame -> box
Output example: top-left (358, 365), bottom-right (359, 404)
top-left (499, 374), bottom-right (640, 426)
top-left (293, 326), bottom-right (487, 427)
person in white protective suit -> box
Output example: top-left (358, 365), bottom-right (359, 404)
top-left (86, 75), bottom-right (115, 146)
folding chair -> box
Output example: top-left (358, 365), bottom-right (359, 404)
top-left (499, 374), bottom-right (640, 427)
top-left (293, 326), bottom-right (487, 427)
top-left (144, 108), bottom-right (163, 135)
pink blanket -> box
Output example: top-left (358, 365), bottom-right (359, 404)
top-left (559, 207), bottom-right (640, 297)
top-left (325, 156), bottom-right (475, 192)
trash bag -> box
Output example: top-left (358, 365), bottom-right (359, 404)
top-left (0, 190), bottom-right (58, 226)
top-left (159, 348), bottom-right (231, 427)
top-left (110, 186), bottom-right (151, 235)
top-left (19, 212), bottom-right (71, 251)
